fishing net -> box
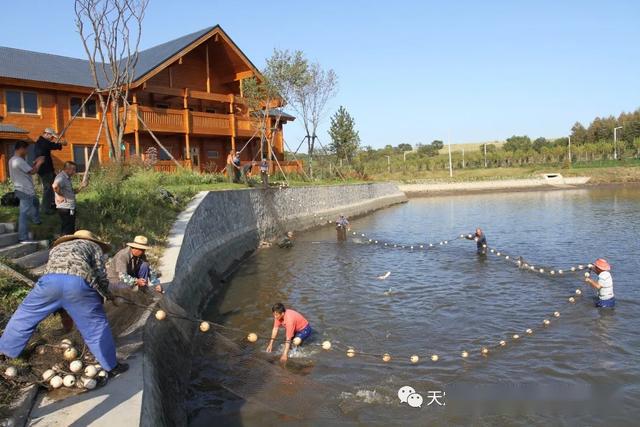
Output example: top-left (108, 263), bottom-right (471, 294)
top-left (192, 327), bottom-right (342, 421)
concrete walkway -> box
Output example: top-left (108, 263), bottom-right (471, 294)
top-left (29, 356), bottom-right (143, 427)
top-left (399, 176), bottom-right (591, 196)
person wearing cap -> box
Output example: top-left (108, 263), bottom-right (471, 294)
top-left (108, 235), bottom-right (162, 293)
top-left (0, 230), bottom-right (128, 376)
top-left (465, 227), bottom-right (487, 255)
top-left (34, 128), bottom-right (67, 214)
top-left (585, 258), bottom-right (615, 308)
top-left (8, 140), bottom-right (45, 242)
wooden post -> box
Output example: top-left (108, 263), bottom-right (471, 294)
top-left (134, 130), bottom-right (140, 156)
top-left (267, 115), bottom-right (272, 161)
top-left (53, 92), bottom-right (60, 133)
top-left (132, 94), bottom-right (140, 155)
top-left (205, 44), bottom-right (211, 93)
top-left (229, 95), bottom-right (236, 152)
top-left (184, 89), bottom-right (191, 168)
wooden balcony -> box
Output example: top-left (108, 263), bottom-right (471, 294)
top-left (191, 111), bottom-right (232, 136)
top-left (125, 104), bottom-right (260, 137)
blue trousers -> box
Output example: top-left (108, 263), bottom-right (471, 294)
top-left (595, 297), bottom-right (615, 308)
top-left (15, 190), bottom-right (40, 241)
top-left (138, 262), bottom-right (150, 280)
top-left (294, 324), bottom-right (313, 343)
top-left (0, 274), bottom-right (117, 370)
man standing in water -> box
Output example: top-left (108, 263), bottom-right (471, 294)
top-left (336, 214), bottom-right (350, 241)
top-left (465, 227), bottom-right (487, 254)
top-left (266, 303), bottom-right (312, 362)
top-left (584, 258), bottom-right (615, 308)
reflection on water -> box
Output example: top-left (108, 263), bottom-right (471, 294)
top-left (188, 186), bottom-right (640, 426)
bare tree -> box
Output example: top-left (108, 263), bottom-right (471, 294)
top-left (292, 62), bottom-right (338, 178)
top-left (74, 0), bottom-right (148, 161)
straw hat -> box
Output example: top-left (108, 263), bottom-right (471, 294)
top-left (127, 235), bottom-right (152, 251)
top-left (53, 230), bottom-right (111, 252)
top-left (593, 258), bottom-right (611, 271)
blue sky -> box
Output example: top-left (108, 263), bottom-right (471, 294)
top-left (1, 0), bottom-right (639, 149)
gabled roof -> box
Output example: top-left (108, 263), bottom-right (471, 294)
top-left (0, 25), bottom-right (261, 90)
top-left (0, 46), bottom-right (98, 88)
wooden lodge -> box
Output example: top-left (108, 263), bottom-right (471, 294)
top-left (0, 25), bottom-right (299, 181)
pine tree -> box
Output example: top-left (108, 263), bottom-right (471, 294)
top-left (328, 106), bottom-right (360, 162)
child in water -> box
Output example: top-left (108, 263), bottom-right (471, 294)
top-left (266, 302), bottom-right (312, 362)
top-left (584, 258), bottom-right (615, 308)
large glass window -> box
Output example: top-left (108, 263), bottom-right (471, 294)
top-left (6, 90), bottom-right (38, 114)
top-left (72, 145), bottom-right (99, 173)
top-left (70, 96), bottom-right (97, 118)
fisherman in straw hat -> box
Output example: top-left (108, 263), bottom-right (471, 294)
top-left (108, 235), bottom-right (162, 293)
top-left (584, 258), bottom-right (615, 308)
top-left (0, 230), bottom-right (128, 376)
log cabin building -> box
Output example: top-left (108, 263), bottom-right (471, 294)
top-left (0, 25), bottom-right (297, 181)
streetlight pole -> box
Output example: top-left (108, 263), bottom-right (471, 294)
top-left (484, 143), bottom-right (487, 168)
top-left (448, 134), bottom-right (453, 178)
top-left (614, 126), bottom-right (623, 160)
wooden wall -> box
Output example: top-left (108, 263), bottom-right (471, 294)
top-left (0, 85), bottom-right (109, 179)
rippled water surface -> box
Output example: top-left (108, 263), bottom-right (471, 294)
top-left (188, 186), bottom-right (640, 426)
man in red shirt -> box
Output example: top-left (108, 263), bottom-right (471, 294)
top-left (266, 302), bottom-right (312, 362)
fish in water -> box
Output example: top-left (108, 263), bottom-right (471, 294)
top-left (377, 271), bottom-right (391, 280)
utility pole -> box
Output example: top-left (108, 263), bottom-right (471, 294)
top-left (385, 155), bottom-right (391, 173)
top-left (448, 133), bottom-right (453, 178)
top-left (614, 126), bottom-right (623, 160)
top-left (484, 143), bottom-right (488, 168)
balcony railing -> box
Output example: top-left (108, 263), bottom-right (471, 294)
top-left (125, 104), bottom-right (262, 137)
top-left (152, 159), bottom-right (192, 173)
top-left (191, 111), bottom-right (232, 136)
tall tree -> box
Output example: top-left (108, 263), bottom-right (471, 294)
top-left (294, 62), bottom-right (338, 177)
top-left (74, 0), bottom-right (148, 161)
top-left (246, 49), bottom-right (338, 178)
top-left (328, 106), bottom-right (360, 162)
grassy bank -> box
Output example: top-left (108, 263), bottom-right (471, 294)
top-left (367, 160), bottom-right (640, 184)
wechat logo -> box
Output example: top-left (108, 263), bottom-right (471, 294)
top-left (398, 386), bottom-right (423, 408)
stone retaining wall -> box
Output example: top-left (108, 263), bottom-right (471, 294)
top-left (141, 183), bottom-right (406, 426)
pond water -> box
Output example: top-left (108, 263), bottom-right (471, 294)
top-left (187, 186), bottom-right (640, 426)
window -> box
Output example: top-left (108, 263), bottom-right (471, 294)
top-left (155, 103), bottom-right (169, 109)
top-left (6, 90), bottom-right (38, 114)
top-left (205, 108), bottom-right (218, 114)
top-left (158, 147), bottom-right (172, 161)
top-left (70, 96), bottom-right (97, 118)
top-left (72, 145), bottom-right (99, 173)
top-left (206, 150), bottom-right (219, 159)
